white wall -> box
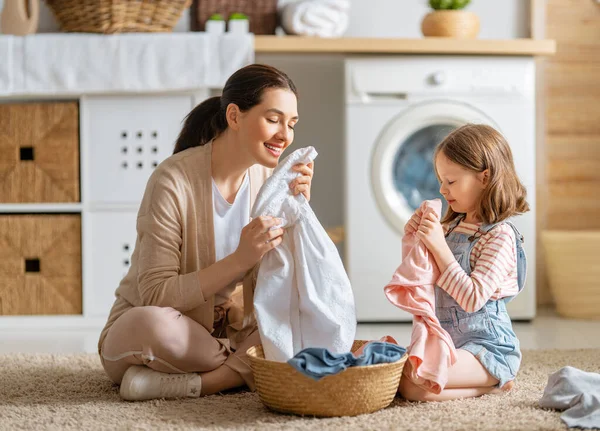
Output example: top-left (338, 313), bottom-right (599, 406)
top-left (32, 0), bottom-right (530, 39)
top-left (27, 0), bottom-right (531, 243)
top-left (345, 0), bottom-right (530, 39)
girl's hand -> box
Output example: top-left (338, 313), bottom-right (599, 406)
top-left (233, 216), bottom-right (284, 271)
top-left (404, 208), bottom-right (423, 235)
top-left (290, 162), bottom-right (314, 201)
top-left (416, 211), bottom-right (447, 254)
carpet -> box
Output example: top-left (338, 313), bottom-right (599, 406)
top-left (1, 349), bottom-right (598, 430)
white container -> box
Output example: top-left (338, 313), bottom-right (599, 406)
top-left (228, 19), bottom-right (249, 34)
top-left (206, 19), bottom-right (226, 34)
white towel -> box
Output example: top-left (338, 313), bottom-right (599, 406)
top-left (280, 0), bottom-right (350, 38)
top-left (0, 32), bottom-right (253, 95)
top-left (252, 147), bottom-right (356, 362)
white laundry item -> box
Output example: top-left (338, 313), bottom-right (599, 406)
top-left (252, 146), bottom-right (356, 362)
top-left (0, 32), bottom-right (253, 95)
top-left (280, 0), bottom-right (350, 38)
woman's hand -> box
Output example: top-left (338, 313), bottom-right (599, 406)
top-left (290, 162), bottom-right (314, 201)
top-left (233, 216), bottom-right (284, 271)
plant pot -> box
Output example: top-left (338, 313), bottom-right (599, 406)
top-left (542, 230), bottom-right (600, 320)
top-left (421, 10), bottom-right (480, 39)
top-left (228, 19), bottom-right (249, 34)
top-left (205, 19), bottom-right (225, 34)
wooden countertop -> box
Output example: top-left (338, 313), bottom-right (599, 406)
top-left (254, 36), bottom-right (556, 56)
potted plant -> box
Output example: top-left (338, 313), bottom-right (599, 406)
top-left (228, 12), bottom-right (249, 34)
top-left (205, 13), bottom-right (225, 34)
top-left (421, 0), bottom-right (480, 39)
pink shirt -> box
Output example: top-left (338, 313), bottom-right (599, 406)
top-left (438, 221), bottom-right (518, 313)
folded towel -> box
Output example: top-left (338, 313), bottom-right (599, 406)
top-left (252, 147), bottom-right (356, 362)
top-left (280, 0), bottom-right (350, 38)
top-left (288, 342), bottom-right (407, 381)
top-left (539, 366), bottom-right (600, 429)
top-left (384, 199), bottom-right (457, 394)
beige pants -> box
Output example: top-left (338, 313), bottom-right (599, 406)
top-left (99, 305), bottom-right (259, 390)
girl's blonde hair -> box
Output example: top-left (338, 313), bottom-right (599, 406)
top-left (434, 124), bottom-right (530, 225)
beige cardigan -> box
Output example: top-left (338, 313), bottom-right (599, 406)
top-left (98, 142), bottom-right (271, 351)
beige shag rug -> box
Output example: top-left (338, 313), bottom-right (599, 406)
top-left (1, 349), bottom-right (599, 431)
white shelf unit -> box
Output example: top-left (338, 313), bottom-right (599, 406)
top-left (0, 90), bottom-right (209, 330)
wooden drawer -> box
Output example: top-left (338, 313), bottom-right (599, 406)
top-left (0, 102), bottom-right (80, 203)
top-left (0, 215), bottom-right (82, 315)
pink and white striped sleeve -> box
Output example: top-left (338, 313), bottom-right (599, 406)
top-left (436, 226), bottom-right (517, 312)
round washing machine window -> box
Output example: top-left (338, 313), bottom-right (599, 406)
top-left (371, 100), bottom-right (498, 235)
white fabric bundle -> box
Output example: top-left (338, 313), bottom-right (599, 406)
top-left (0, 33), bottom-right (253, 95)
top-left (280, 0), bottom-right (350, 38)
top-left (252, 147), bottom-right (356, 362)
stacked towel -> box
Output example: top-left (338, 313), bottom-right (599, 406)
top-left (280, 0), bottom-right (350, 38)
top-left (252, 147), bottom-right (356, 362)
top-left (384, 199), bottom-right (457, 394)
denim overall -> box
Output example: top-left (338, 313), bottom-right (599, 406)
top-left (435, 216), bottom-right (526, 387)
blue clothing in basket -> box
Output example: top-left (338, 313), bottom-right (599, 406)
top-left (287, 342), bottom-right (407, 381)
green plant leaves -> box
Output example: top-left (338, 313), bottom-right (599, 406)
top-left (429, 0), bottom-right (471, 10)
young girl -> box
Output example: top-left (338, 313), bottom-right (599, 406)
top-left (399, 124), bottom-right (529, 402)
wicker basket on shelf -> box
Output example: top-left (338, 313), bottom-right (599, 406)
top-left (45, 0), bottom-right (191, 33)
top-left (247, 340), bottom-right (407, 417)
top-left (193, 0), bottom-right (278, 34)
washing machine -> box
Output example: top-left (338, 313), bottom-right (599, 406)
top-left (344, 56), bottom-right (536, 322)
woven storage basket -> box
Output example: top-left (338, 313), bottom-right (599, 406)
top-left (0, 102), bottom-right (79, 203)
top-left (193, 0), bottom-right (278, 34)
top-left (45, 0), bottom-right (191, 33)
top-left (0, 214), bottom-right (82, 315)
top-left (247, 340), bottom-right (407, 417)
top-left (542, 230), bottom-right (600, 319)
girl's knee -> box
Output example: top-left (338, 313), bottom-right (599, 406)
top-left (398, 376), bottom-right (434, 402)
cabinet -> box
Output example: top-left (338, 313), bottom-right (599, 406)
top-left (0, 94), bottom-right (196, 325)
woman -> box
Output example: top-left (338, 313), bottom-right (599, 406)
top-left (98, 64), bottom-right (314, 401)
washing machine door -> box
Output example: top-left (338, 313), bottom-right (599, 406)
top-left (371, 100), bottom-right (497, 234)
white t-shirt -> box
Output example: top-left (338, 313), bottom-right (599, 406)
top-left (212, 174), bottom-right (250, 305)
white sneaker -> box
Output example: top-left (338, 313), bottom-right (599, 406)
top-left (119, 365), bottom-right (202, 401)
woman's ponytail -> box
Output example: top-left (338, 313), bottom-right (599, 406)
top-left (172, 96), bottom-right (227, 154)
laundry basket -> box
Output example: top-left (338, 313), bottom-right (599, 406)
top-left (542, 230), bottom-right (600, 319)
top-left (45, 0), bottom-right (191, 33)
top-left (247, 341), bottom-right (407, 417)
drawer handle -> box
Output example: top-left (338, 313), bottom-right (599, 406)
top-left (20, 147), bottom-right (35, 161)
top-left (24, 258), bottom-right (41, 273)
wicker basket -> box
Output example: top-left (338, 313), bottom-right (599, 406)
top-left (193, 0), bottom-right (278, 34)
top-left (247, 340), bottom-right (407, 417)
top-left (45, 0), bottom-right (191, 33)
top-left (542, 230), bottom-right (600, 319)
